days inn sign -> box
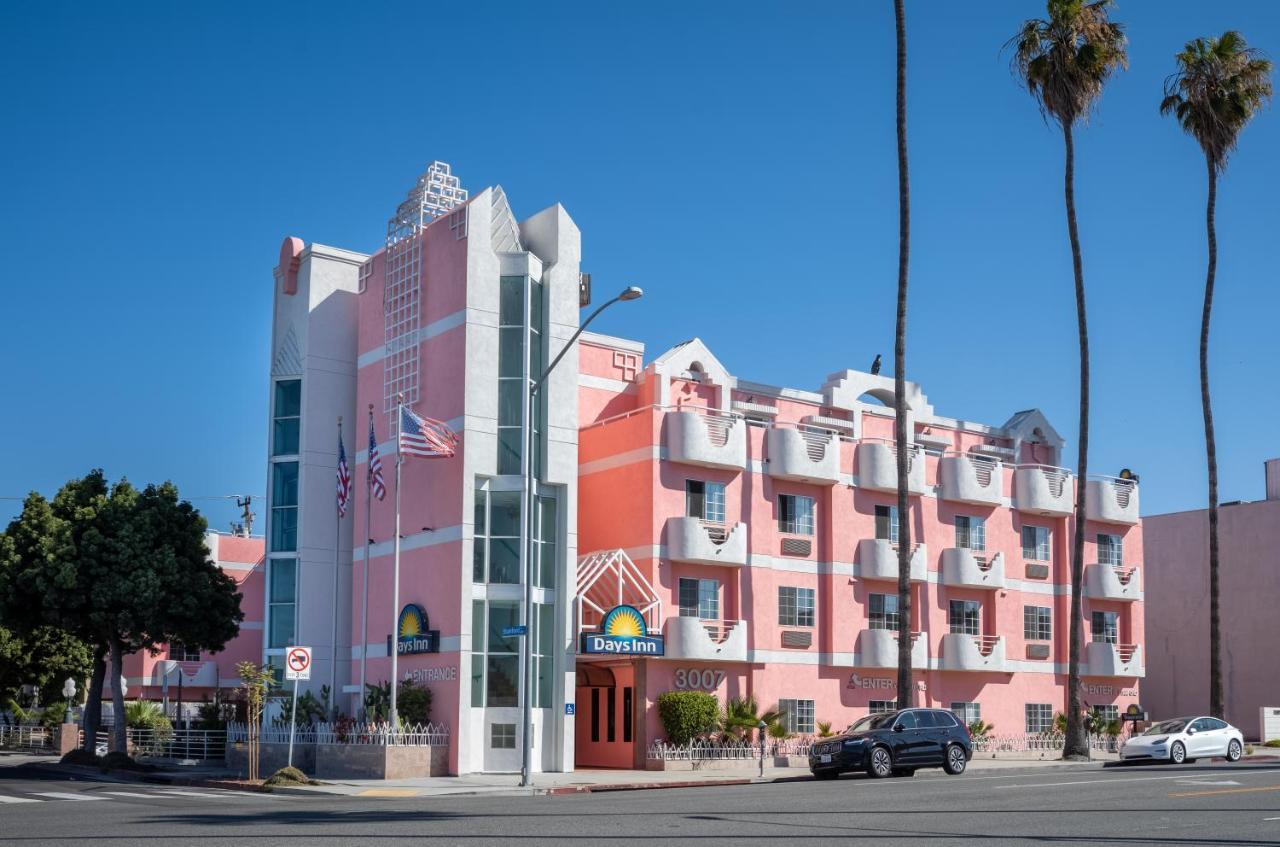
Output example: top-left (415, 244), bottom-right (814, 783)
top-left (580, 605), bottom-right (664, 656)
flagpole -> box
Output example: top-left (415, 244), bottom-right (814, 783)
top-left (390, 395), bottom-right (403, 727)
top-left (330, 416), bottom-right (343, 719)
top-left (359, 404), bottom-right (374, 719)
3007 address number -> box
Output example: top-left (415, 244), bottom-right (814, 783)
top-left (673, 668), bottom-right (726, 691)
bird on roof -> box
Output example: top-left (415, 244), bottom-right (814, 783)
top-left (870, 354), bottom-right (882, 375)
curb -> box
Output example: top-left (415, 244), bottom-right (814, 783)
top-left (541, 777), bottom-right (759, 795)
top-left (36, 761), bottom-right (270, 793)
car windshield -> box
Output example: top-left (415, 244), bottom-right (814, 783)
top-left (1144, 719), bottom-right (1187, 735)
top-left (848, 713), bottom-right (897, 733)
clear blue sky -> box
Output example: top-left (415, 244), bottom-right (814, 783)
top-left (2, 1), bottom-right (1277, 532)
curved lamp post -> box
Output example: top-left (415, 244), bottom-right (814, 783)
top-left (520, 286), bottom-right (642, 787)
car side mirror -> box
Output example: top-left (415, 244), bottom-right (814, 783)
top-left (1187, 727), bottom-right (1197, 735)
top-left (893, 723), bottom-right (905, 733)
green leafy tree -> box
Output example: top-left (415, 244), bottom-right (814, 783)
top-left (0, 471), bottom-right (244, 754)
top-left (1160, 32), bottom-right (1272, 720)
top-left (0, 624), bottom-right (92, 706)
top-left (1008, 0), bottom-right (1127, 761)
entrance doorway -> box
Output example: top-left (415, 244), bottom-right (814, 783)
top-left (575, 662), bottom-right (635, 768)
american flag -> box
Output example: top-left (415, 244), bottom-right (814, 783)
top-left (368, 413), bottom-right (386, 501)
top-left (399, 405), bottom-right (459, 459)
top-left (336, 433), bottom-right (352, 516)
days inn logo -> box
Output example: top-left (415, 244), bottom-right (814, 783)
top-left (397, 603), bottom-right (440, 655)
top-left (580, 605), bottom-right (664, 656)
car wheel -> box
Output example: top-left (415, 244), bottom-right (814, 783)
top-left (1170, 741), bottom-right (1186, 764)
top-left (943, 744), bottom-right (967, 775)
top-left (868, 746), bottom-right (894, 779)
top-left (1226, 740), bottom-right (1242, 762)
top-left (891, 768), bottom-right (915, 778)
top-left (813, 769), bottom-right (839, 780)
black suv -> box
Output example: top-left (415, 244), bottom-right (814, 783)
top-left (809, 708), bottom-right (973, 779)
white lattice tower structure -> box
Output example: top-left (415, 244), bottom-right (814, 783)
top-left (383, 161), bottom-right (468, 415)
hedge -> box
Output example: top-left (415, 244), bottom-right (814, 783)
top-left (656, 690), bottom-right (719, 745)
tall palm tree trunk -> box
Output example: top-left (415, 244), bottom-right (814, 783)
top-left (893, 0), bottom-right (914, 710)
top-left (1062, 121), bottom-right (1090, 760)
top-left (1202, 153), bottom-right (1222, 719)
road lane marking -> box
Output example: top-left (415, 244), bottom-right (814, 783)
top-left (1264, 817), bottom-right (1280, 821)
top-left (105, 791), bottom-right (170, 799)
top-left (30, 792), bottom-right (105, 801)
top-left (158, 789), bottom-right (239, 799)
top-left (1178, 779), bottom-right (1241, 786)
top-left (1170, 784), bottom-right (1280, 798)
top-left (0, 795), bottom-right (41, 803)
top-left (1008, 769), bottom-right (1280, 789)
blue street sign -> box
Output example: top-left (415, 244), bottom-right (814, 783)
top-left (565, 703), bottom-right (576, 715)
top-left (502, 625), bottom-right (528, 637)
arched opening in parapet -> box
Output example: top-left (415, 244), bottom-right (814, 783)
top-left (857, 389), bottom-right (896, 407)
top-left (684, 361), bottom-right (708, 383)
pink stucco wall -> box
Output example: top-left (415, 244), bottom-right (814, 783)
top-left (1143, 496), bottom-right (1280, 740)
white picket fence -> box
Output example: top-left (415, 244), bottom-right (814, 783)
top-left (0, 725), bottom-right (53, 752)
top-left (648, 736), bottom-right (815, 761)
top-left (972, 733), bottom-right (1119, 754)
top-left (227, 721), bottom-right (448, 747)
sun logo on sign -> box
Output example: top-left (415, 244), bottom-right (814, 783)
top-left (600, 605), bottom-right (647, 638)
top-left (398, 604), bottom-right (427, 639)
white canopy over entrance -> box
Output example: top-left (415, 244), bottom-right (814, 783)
top-left (574, 549), bottom-right (662, 639)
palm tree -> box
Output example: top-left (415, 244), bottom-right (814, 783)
top-left (1008, 0), bottom-right (1126, 760)
top-left (1160, 33), bottom-right (1272, 721)
top-left (719, 694), bottom-right (785, 741)
top-left (892, 0), bottom-right (915, 713)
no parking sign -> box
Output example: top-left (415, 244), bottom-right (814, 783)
top-left (285, 646), bottom-right (312, 681)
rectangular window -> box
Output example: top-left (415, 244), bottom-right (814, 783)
top-left (868, 593), bottom-right (899, 631)
top-left (267, 559), bottom-right (297, 649)
top-left (490, 723), bottom-right (516, 749)
top-left (778, 699), bottom-right (815, 734)
top-left (1097, 533), bottom-right (1124, 567)
top-left (471, 600), bottom-right (485, 707)
top-left (1021, 525), bottom-right (1051, 561)
top-left (623, 687), bottom-right (633, 743)
top-left (534, 602), bottom-right (554, 709)
top-left (497, 275), bottom-right (528, 476)
top-left (1023, 605), bottom-right (1052, 641)
top-left (951, 702), bottom-right (981, 726)
top-left (685, 480), bottom-right (726, 523)
top-left (948, 599), bottom-right (980, 635)
top-left (272, 380), bottom-right (301, 456)
top-left (869, 700), bottom-right (896, 715)
top-left (535, 494), bottom-right (557, 589)
top-left (269, 461), bottom-right (299, 552)
top-left (955, 515), bottom-right (986, 551)
top-left (678, 578), bottom-right (720, 619)
top-left (1091, 610), bottom-right (1119, 644)
top-left (1093, 705), bottom-right (1120, 725)
top-left (169, 642), bottom-right (200, 663)
top-left (473, 485), bottom-right (521, 585)
top-left (874, 505), bottom-right (900, 545)
top-left (1025, 703), bottom-right (1054, 734)
top-left (591, 688), bottom-right (600, 742)
top-left (607, 686), bottom-right (616, 743)
top-left (778, 586), bottom-right (815, 628)
top-left (778, 495), bottom-right (815, 535)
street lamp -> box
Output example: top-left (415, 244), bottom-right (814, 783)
top-left (62, 678), bottom-right (76, 725)
top-left (519, 285), bottom-right (642, 787)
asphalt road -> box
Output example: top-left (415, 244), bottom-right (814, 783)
top-left (2, 757), bottom-right (1279, 845)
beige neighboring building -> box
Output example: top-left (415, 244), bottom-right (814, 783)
top-left (1142, 458), bottom-right (1280, 741)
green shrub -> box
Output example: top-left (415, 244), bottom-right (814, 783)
top-left (1264, 739), bottom-right (1280, 748)
top-left (656, 690), bottom-right (719, 745)
top-left (40, 703), bottom-right (71, 729)
top-left (123, 700), bottom-right (172, 739)
top-left (816, 720), bottom-right (835, 738)
top-left (397, 679), bottom-right (432, 726)
top-left (264, 765), bottom-right (315, 786)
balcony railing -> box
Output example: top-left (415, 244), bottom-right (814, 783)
top-left (938, 453), bottom-right (1004, 506)
top-left (856, 628), bottom-right (927, 669)
top-left (1085, 475), bottom-right (1140, 525)
top-left (1085, 641), bottom-right (1144, 677)
top-left (857, 538), bottom-right (927, 582)
top-left (1013, 464), bottom-right (1075, 516)
top-left (666, 517), bottom-right (748, 567)
top-left (939, 633), bottom-right (1007, 672)
top-left (856, 440), bottom-right (927, 495)
top-left (1084, 563), bottom-right (1142, 602)
top-left (940, 548), bottom-right (1006, 590)
top-left (664, 617), bottom-right (747, 662)
top-left (666, 408), bottom-right (747, 470)
top-left (766, 425), bottom-right (841, 484)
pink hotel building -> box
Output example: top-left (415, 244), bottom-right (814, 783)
top-left (263, 162), bottom-right (1145, 774)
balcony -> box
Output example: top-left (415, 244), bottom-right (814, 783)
top-left (1085, 563), bottom-right (1142, 602)
top-left (1086, 642), bottom-right (1144, 677)
top-left (857, 538), bottom-right (927, 582)
top-left (766, 426), bottom-right (841, 485)
top-left (939, 634), bottom-right (1007, 672)
top-left (856, 629), bottom-right (927, 669)
top-left (940, 549), bottom-right (1006, 590)
top-left (1013, 465), bottom-right (1074, 516)
top-left (667, 518), bottom-right (748, 567)
top-left (856, 441), bottom-right (927, 495)
top-left (666, 409), bottom-right (747, 471)
top-left (664, 618), bottom-right (747, 662)
top-left (1085, 477), bottom-right (1140, 525)
top-left (938, 455), bottom-right (1004, 506)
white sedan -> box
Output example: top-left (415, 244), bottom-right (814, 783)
top-left (1120, 716), bottom-right (1244, 764)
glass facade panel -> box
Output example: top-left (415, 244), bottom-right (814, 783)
top-left (267, 558), bottom-right (297, 649)
top-left (270, 461), bottom-right (299, 552)
top-left (272, 380), bottom-right (301, 456)
top-left (535, 495), bottom-right (557, 589)
top-left (486, 656), bottom-right (519, 707)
